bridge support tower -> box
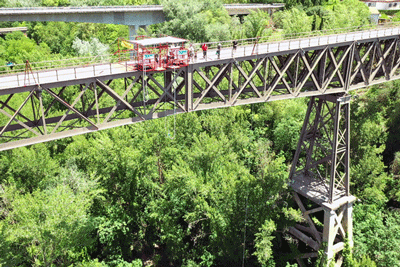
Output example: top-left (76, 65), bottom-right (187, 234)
top-left (289, 94), bottom-right (356, 266)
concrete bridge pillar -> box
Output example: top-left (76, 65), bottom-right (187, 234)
top-left (129, 25), bottom-right (139, 40)
top-left (129, 25), bottom-right (149, 40)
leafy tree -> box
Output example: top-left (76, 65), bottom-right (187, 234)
top-left (72, 37), bottom-right (109, 56)
top-left (349, 87), bottom-right (392, 206)
top-left (148, 132), bottom-right (254, 264)
top-left (285, 0), bottom-right (326, 9)
top-left (0, 31), bottom-right (53, 65)
top-left (242, 10), bottom-right (273, 38)
top-left (353, 204), bottom-right (400, 267)
top-left (269, 99), bottom-right (307, 161)
top-left (30, 22), bottom-right (75, 55)
top-left (206, 22), bottom-right (232, 42)
top-left (278, 0), bottom-right (370, 33)
top-left (272, 7), bottom-right (312, 35)
top-left (229, 15), bottom-right (243, 40)
top-left (0, 144), bottom-right (59, 192)
top-left (306, 6), bottom-right (330, 31)
top-left (41, 0), bottom-right (70, 6)
top-left (322, 0), bottom-right (370, 29)
top-left (29, 22), bottom-right (127, 56)
top-left (75, 259), bottom-right (107, 267)
top-left (355, 256), bottom-right (377, 267)
top-left (388, 152), bottom-right (400, 203)
top-left (4, 0), bottom-right (41, 7)
top-left (0, 172), bottom-right (99, 266)
top-left (393, 11), bottom-right (400, 22)
top-left (159, 0), bottom-right (231, 42)
top-left (62, 123), bottom-right (178, 262)
top-left (351, 145), bottom-right (389, 206)
top-left (253, 219), bottom-right (276, 266)
top-left (383, 84), bottom-right (400, 171)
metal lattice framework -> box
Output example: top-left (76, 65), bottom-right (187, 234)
top-left (287, 94), bottom-right (355, 265)
top-left (289, 95), bottom-right (350, 203)
top-left (1, 32), bottom-right (400, 151)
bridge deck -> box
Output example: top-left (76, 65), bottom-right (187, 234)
top-left (1, 27), bottom-right (399, 94)
top-left (0, 4), bottom-right (282, 15)
top-left (0, 4), bottom-right (283, 26)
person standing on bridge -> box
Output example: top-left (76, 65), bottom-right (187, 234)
top-left (6, 62), bottom-right (14, 71)
top-left (202, 43), bottom-right (208, 60)
top-left (232, 40), bottom-right (237, 56)
top-left (189, 44), bottom-right (195, 62)
top-left (217, 43), bottom-right (222, 59)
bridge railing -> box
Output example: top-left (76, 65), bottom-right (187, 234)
top-left (2, 22), bottom-right (400, 80)
top-left (199, 21), bottom-right (400, 51)
top-left (0, 53), bottom-right (130, 76)
top-left (0, 56), bottom-right (136, 88)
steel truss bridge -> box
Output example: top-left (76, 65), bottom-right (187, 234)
top-left (2, 25), bottom-right (400, 265)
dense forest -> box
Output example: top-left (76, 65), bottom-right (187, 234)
top-left (1, 0), bottom-right (400, 266)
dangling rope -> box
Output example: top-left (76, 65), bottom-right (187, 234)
top-left (242, 194), bottom-right (249, 267)
top-left (164, 67), bottom-right (177, 139)
top-left (168, 68), bottom-right (177, 139)
top-left (142, 61), bottom-right (148, 115)
top-left (173, 68), bottom-right (176, 138)
top-left (164, 68), bottom-right (168, 136)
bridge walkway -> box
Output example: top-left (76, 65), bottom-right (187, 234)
top-left (1, 26), bottom-right (399, 94)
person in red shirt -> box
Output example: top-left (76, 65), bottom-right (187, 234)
top-left (202, 43), bottom-right (208, 60)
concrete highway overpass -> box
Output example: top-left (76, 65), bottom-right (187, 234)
top-left (0, 4), bottom-right (284, 37)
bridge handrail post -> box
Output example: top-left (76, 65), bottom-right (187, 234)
top-left (17, 73), bottom-right (20, 87)
top-left (56, 69), bottom-right (59, 81)
top-left (110, 62), bottom-right (112, 74)
top-left (93, 65), bottom-right (95, 76)
top-left (74, 67), bottom-right (77, 79)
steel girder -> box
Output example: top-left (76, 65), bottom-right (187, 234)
top-left (1, 36), bottom-right (400, 151)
